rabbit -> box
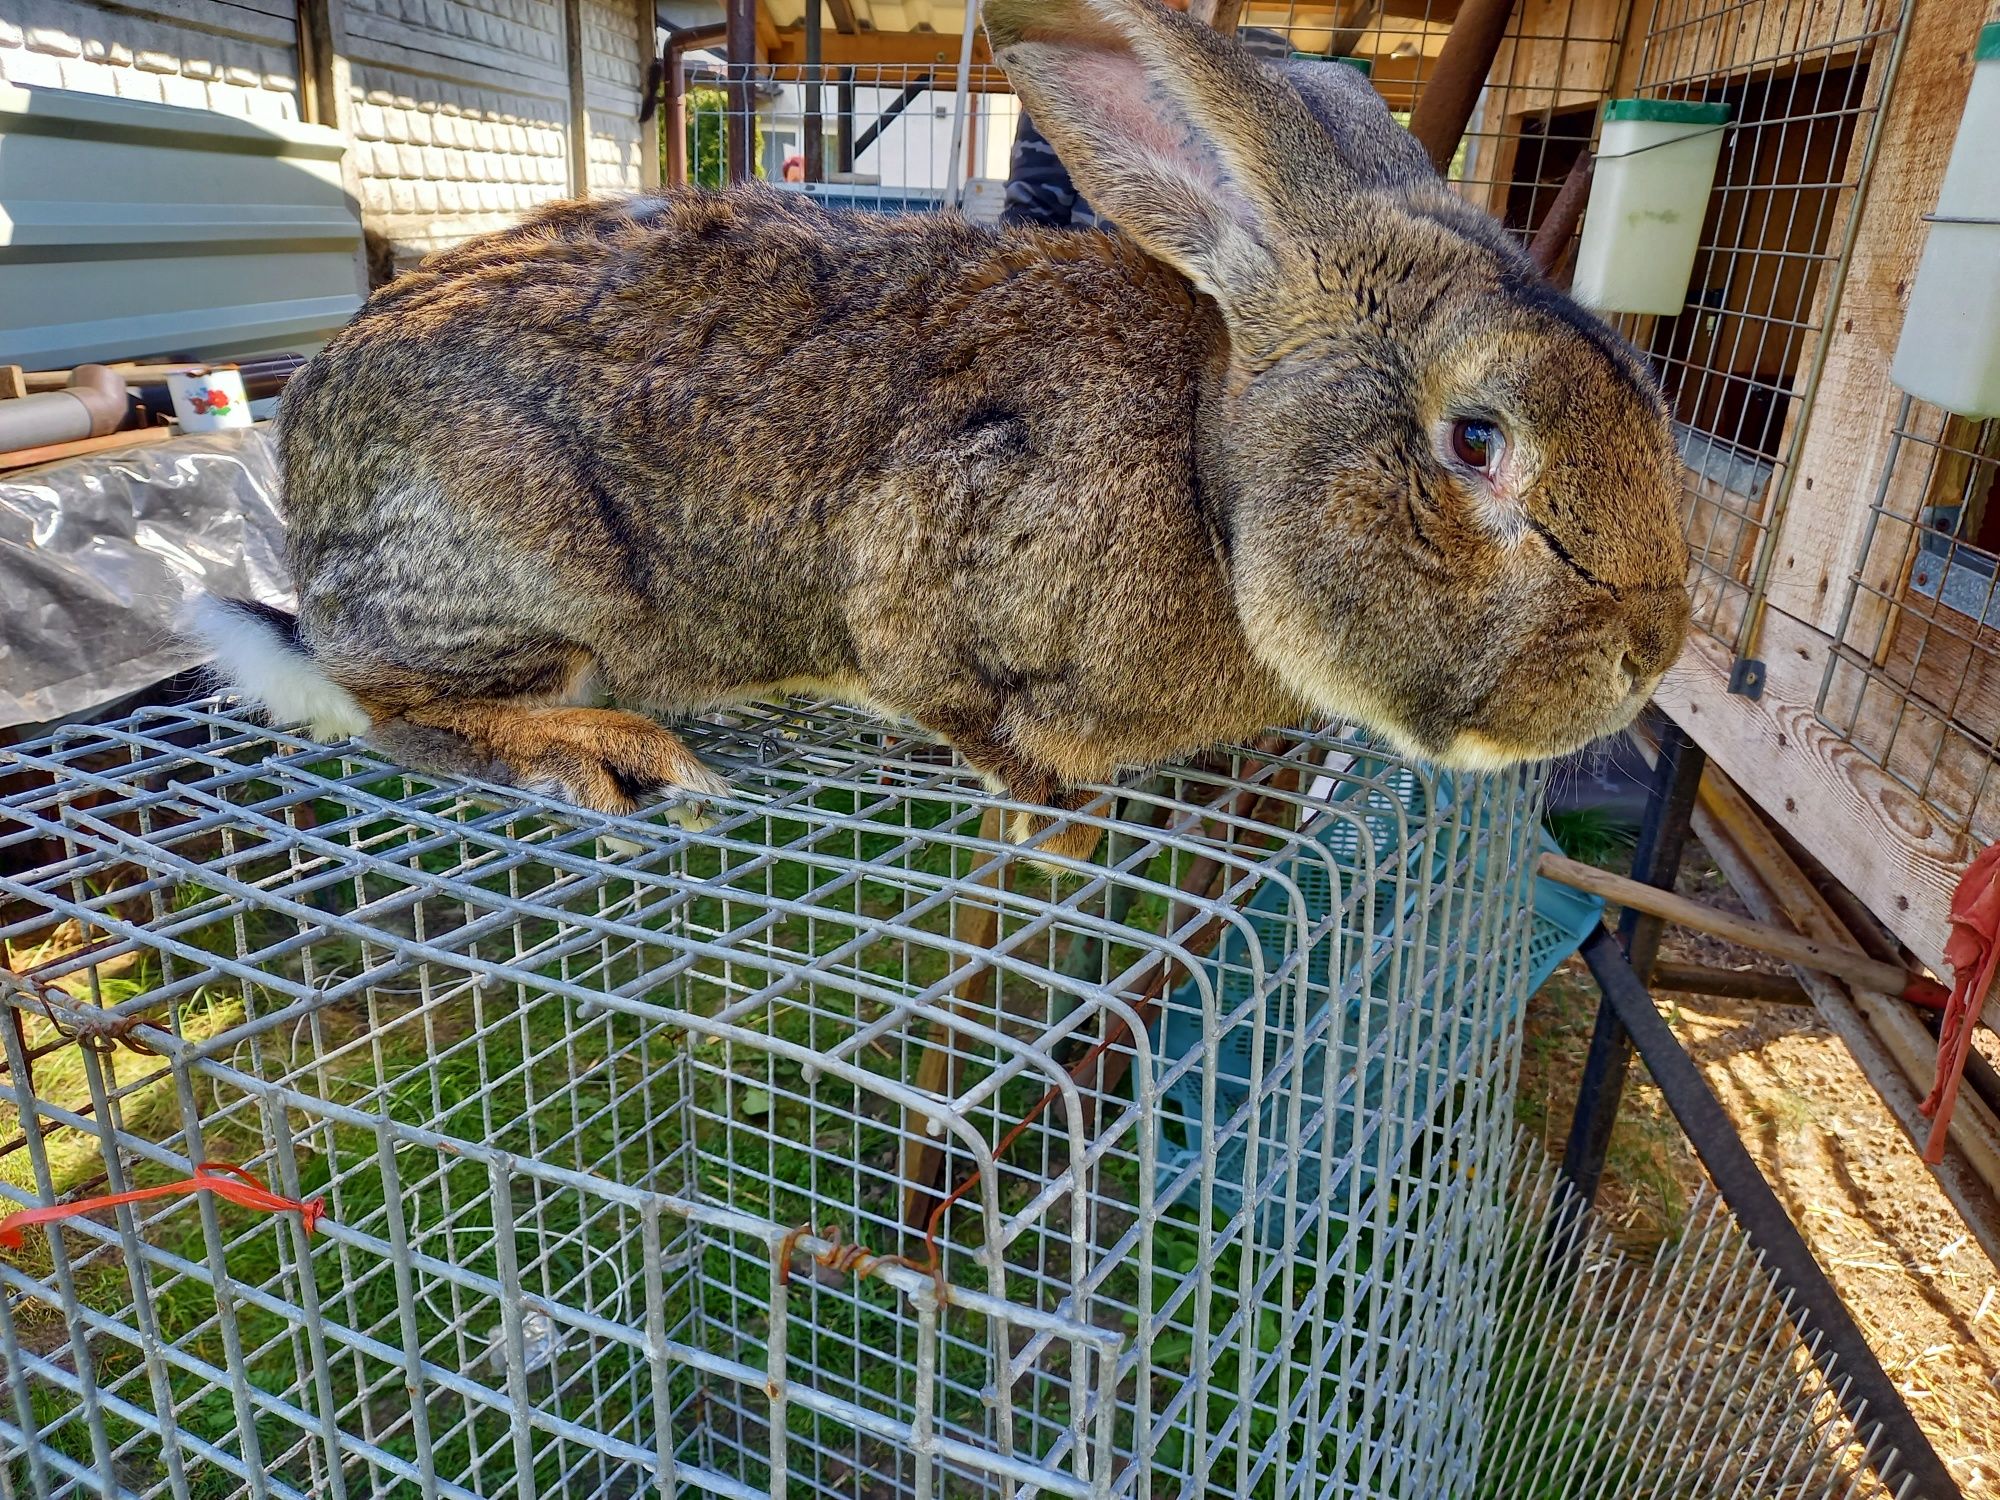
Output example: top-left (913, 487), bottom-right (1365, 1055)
top-left (189, 0), bottom-right (1690, 865)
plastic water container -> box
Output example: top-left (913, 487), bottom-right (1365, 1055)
top-left (1571, 99), bottom-right (1731, 317)
top-left (1890, 23), bottom-right (2000, 418)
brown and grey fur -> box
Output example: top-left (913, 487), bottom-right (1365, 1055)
top-left (193, 0), bottom-right (1690, 862)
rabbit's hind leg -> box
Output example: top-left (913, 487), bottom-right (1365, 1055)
top-left (369, 700), bottom-right (730, 825)
top-left (932, 719), bottom-right (1103, 867)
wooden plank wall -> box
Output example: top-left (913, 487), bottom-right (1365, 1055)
top-left (1640, 0), bottom-right (2000, 977)
top-left (1487, 0), bottom-right (1997, 976)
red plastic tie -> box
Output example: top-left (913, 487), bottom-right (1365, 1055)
top-left (1922, 844), bottom-right (2000, 1165)
top-left (0, 1163), bottom-right (326, 1250)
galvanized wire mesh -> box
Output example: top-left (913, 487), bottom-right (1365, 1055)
top-left (1608, 0), bottom-right (1912, 654)
top-left (0, 701), bottom-right (1541, 1500)
top-left (0, 702), bottom-right (1930, 1497)
top-left (1819, 395), bottom-right (2000, 853)
top-left (1484, 1156), bottom-right (1906, 1500)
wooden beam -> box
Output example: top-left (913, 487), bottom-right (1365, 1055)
top-left (1537, 852), bottom-right (1944, 1007)
top-left (765, 27), bottom-right (993, 67)
top-left (802, 0), bottom-right (823, 180)
top-left (1656, 617), bottom-right (1968, 980)
top-left (1407, 0), bottom-right (1514, 172)
top-left (725, 0), bottom-right (756, 183)
top-left (562, 0), bottom-right (592, 195)
top-left (825, 0), bottom-right (857, 30)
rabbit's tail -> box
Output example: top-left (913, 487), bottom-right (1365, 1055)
top-left (183, 594), bottom-right (372, 741)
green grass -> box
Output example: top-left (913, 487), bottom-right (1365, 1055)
top-left (1544, 807), bottom-right (1642, 869)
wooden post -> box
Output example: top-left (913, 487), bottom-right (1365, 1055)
top-left (638, 2), bottom-right (661, 186)
top-left (563, 0), bottom-right (592, 196)
top-left (1527, 148), bottom-right (1593, 280)
top-left (725, 0), bottom-right (757, 183)
top-left (803, 0), bottom-right (824, 181)
top-left (1407, 0), bottom-right (1515, 175)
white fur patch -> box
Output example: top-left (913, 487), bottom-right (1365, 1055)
top-left (182, 594), bottom-right (370, 740)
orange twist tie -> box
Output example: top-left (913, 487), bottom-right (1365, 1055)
top-left (0, 1163), bottom-right (326, 1250)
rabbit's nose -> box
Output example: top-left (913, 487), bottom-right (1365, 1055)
top-left (1622, 633), bottom-right (1678, 683)
top-left (1622, 593), bottom-right (1691, 682)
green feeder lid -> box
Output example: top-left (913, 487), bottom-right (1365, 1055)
top-left (1978, 22), bottom-right (2000, 62)
top-left (1602, 97), bottom-right (1731, 125)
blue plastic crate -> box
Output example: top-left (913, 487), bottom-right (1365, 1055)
top-left (1151, 762), bottom-right (1602, 1236)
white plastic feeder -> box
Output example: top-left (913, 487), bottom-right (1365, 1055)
top-left (1570, 98), bottom-right (1731, 317)
top-left (1890, 22), bottom-right (2000, 418)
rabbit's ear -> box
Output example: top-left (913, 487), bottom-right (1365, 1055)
top-left (983, 0), bottom-right (1351, 322)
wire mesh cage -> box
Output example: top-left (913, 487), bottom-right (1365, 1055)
top-left (1605, 0), bottom-right (1913, 654)
top-left (0, 703), bottom-right (1932, 1498)
top-left (1820, 395), bottom-right (2000, 854)
top-left (1, 702), bottom-right (1547, 1500)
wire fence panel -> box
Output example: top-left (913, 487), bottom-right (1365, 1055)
top-left (1820, 396), bottom-right (2000, 854)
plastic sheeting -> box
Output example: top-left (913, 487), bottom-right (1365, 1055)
top-left (0, 428), bottom-right (291, 730)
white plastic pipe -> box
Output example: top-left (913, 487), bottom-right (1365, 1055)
top-left (0, 365), bottom-right (127, 455)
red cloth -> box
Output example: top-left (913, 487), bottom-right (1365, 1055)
top-left (1923, 843), bottom-right (2000, 1164)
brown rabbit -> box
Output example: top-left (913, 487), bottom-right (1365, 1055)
top-left (190, 0), bottom-right (1689, 863)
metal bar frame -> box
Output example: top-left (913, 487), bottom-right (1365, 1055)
top-left (1560, 715), bottom-right (1707, 1204)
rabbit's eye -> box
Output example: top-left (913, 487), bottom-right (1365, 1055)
top-left (1449, 419), bottom-right (1504, 473)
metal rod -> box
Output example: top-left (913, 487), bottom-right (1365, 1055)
top-left (836, 66), bottom-right (855, 172)
top-left (1560, 720), bottom-right (1706, 1207)
top-left (661, 25), bottom-right (725, 187)
top-left (852, 79), bottom-right (934, 160)
top-left (943, 0), bottom-right (980, 210)
top-left (1578, 926), bottom-right (1962, 1500)
top-left (1538, 852), bottom-right (1945, 1006)
top-left (1527, 149), bottom-right (1593, 279)
top-left (1407, 0), bottom-right (1517, 174)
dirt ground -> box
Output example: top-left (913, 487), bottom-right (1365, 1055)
top-left (1520, 844), bottom-right (2000, 1497)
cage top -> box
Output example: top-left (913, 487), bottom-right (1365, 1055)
top-left (0, 699), bottom-right (1543, 1071)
